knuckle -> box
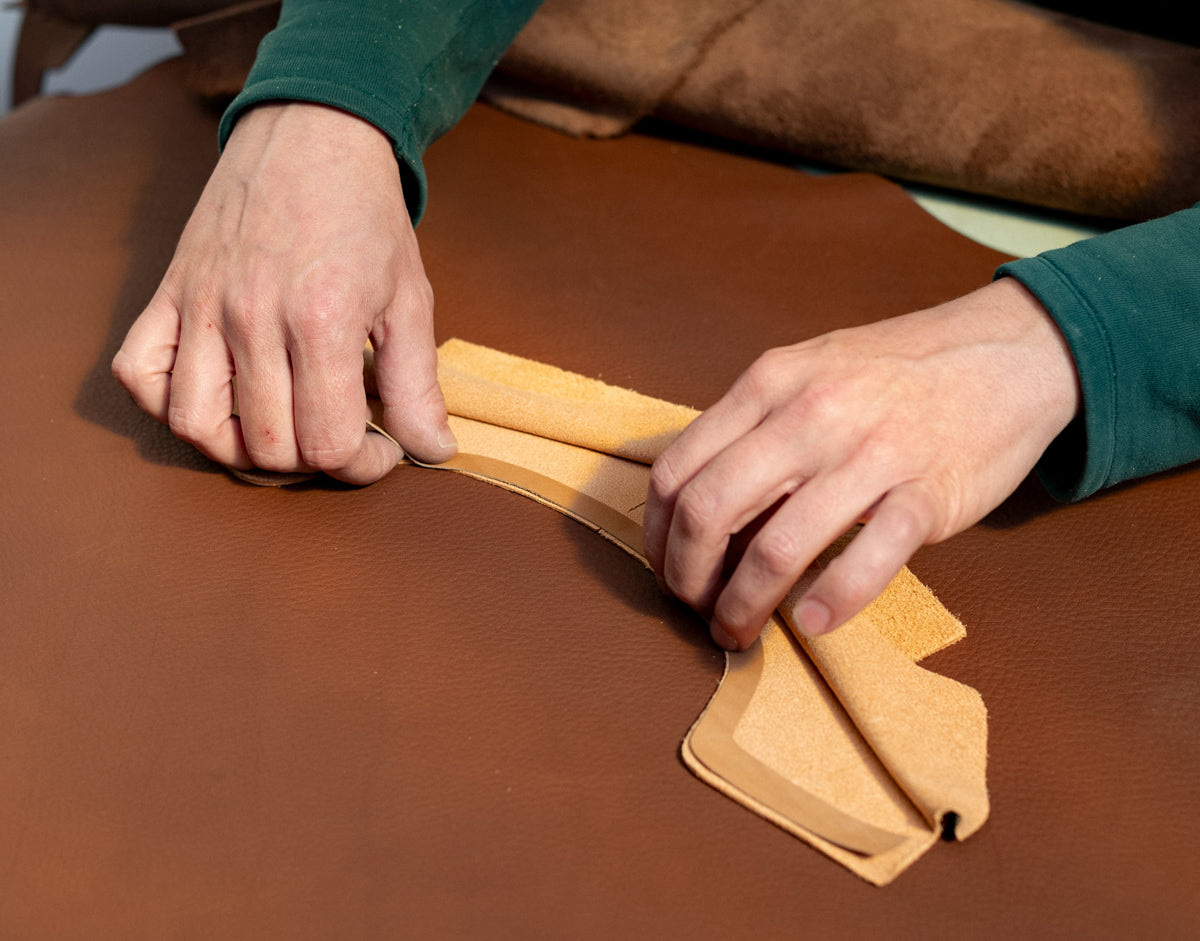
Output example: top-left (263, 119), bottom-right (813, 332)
top-left (885, 499), bottom-right (924, 546)
top-left (290, 285), bottom-right (353, 342)
top-left (166, 404), bottom-right (210, 448)
top-left (791, 377), bottom-right (847, 428)
top-left (734, 344), bottom-right (838, 424)
top-left (749, 527), bottom-right (804, 580)
top-left (739, 348), bottom-right (788, 399)
top-left (222, 290), bottom-right (274, 344)
top-left (110, 348), bottom-right (145, 391)
top-left (379, 382), bottom-right (445, 445)
top-left (391, 372), bottom-right (443, 413)
top-left (298, 439), bottom-right (355, 473)
top-left (672, 482), bottom-right (722, 540)
top-left (660, 565), bottom-right (689, 601)
top-left (661, 560), bottom-right (711, 611)
top-left (648, 451), bottom-right (688, 505)
top-left (889, 483), bottom-right (943, 544)
top-left (714, 590), bottom-right (774, 649)
top-left (400, 272), bottom-right (435, 315)
top-left (825, 563), bottom-right (875, 612)
top-left (184, 273), bottom-right (222, 319)
top-left (243, 429), bottom-right (301, 472)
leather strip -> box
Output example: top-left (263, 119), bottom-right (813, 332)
top-left (410, 447), bottom-right (912, 858)
top-left (235, 341), bottom-right (985, 883)
top-left (683, 639), bottom-right (909, 857)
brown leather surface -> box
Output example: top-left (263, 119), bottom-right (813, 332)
top-left (1, 60), bottom-right (1197, 938)
top-left (172, 0), bottom-right (283, 100)
top-left (492, 0), bottom-right (1200, 219)
top-left (86, 0), bottom-right (1200, 220)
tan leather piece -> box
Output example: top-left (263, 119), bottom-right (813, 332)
top-left (685, 625), bottom-right (944, 879)
top-left (684, 580), bottom-right (987, 885)
top-left (427, 340), bottom-right (965, 663)
top-left (3, 61), bottom-right (1199, 936)
top-left (34, 0), bottom-right (1197, 216)
top-left (794, 609), bottom-right (989, 840)
top-left (391, 339), bottom-right (985, 885)
top-left (437, 338), bottom-right (701, 464)
top-left (481, 0), bottom-right (761, 138)
top-left (486, 0), bottom-right (1200, 218)
top-left (172, 0), bottom-right (286, 100)
top-left (243, 331), bottom-right (985, 883)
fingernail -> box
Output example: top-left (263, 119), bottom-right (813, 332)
top-left (437, 423), bottom-right (457, 451)
top-left (795, 598), bottom-right (832, 637)
top-left (710, 622), bottom-right (740, 651)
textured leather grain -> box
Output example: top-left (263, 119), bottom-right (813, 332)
top-left (1, 59), bottom-right (1197, 938)
top-left (395, 340), bottom-right (985, 885)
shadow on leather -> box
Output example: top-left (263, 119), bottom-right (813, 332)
top-left (69, 59), bottom-right (226, 474)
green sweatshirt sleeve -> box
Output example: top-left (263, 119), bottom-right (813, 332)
top-left (217, 0), bottom-right (542, 222)
top-left (996, 204), bottom-right (1200, 501)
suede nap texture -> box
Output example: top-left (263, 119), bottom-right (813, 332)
top-left (382, 338), bottom-right (988, 886)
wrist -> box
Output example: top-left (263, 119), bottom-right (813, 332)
top-left (226, 101), bottom-right (397, 171)
top-left (987, 276), bottom-right (1082, 441)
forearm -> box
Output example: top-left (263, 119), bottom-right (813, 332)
top-left (998, 203), bottom-right (1200, 501)
top-left (218, 0), bottom-right (543, 221)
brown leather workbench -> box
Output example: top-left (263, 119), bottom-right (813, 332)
top-left (1, 60), bottom-right (1197, 938)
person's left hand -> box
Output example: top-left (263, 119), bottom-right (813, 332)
top-left (642, 278), bottom-right (1080, 650)
top-left (112, 102), bottom-right (454, 485)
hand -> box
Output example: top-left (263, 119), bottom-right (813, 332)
top-left (112, 102), bottom-right (456, 484)
top-left (643, 278), bottom-right (1080, 649)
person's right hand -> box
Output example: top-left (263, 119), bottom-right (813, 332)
top-left (112, 101), bottom-right (457, 484)
top-left (643, 278), bottom-right (1081, 650)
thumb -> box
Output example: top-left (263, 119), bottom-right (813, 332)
top-left (371, 324), bottom-right (457, 465)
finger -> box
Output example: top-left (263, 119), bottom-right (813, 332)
top-left (372, 290), bottom-right (456, 466)
top-left (790, 480), bottom-right (937, 638)
top-left (710, 464), bottom-right (896, 649)
top-left (643, 365), bottom-right (780, 580)
top-left (290, 328), bottom-right (402, 485)
top-left (111, 292), bottom-right (183, 423)
top-left (166, 309), bottom-right (250, 469)
top-left (658, 418), bottom-right (811, 617)
top-left (233, 344), bottom-right (311, 473)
